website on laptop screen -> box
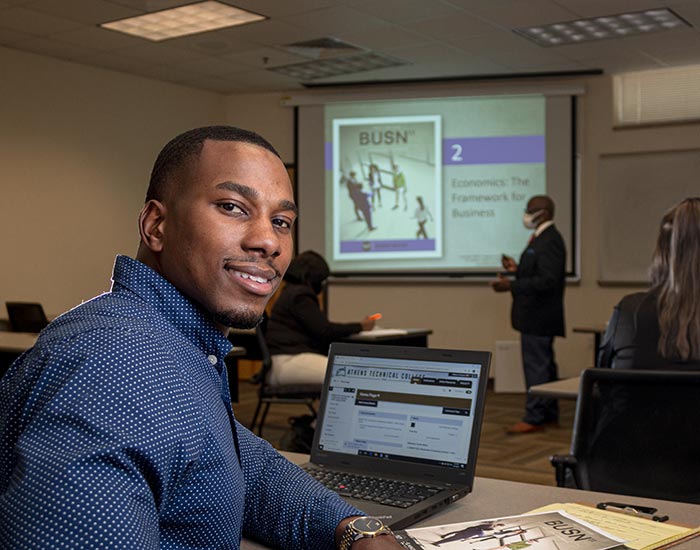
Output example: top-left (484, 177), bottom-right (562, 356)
top-left (317, 354), bottom-right (483, 469)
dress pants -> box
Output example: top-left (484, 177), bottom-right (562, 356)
top-left (521, 333), bottom-right (559, 425)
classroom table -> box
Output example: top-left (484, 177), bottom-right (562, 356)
top-left (343, 328), bottom-right (433, 347)
top-left (529, 376), bottom-right (581, 400)
top-left (0, 331), bottom-right (39, 353)
top-left (0, 331), bottom-right (39, 377)
top-left (573, 325), bottom-right (607, 367)
top-left (242, 452), bottom-right (700, 549)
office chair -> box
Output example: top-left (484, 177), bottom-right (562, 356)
top-left (550, 368), bottom-right (700, 504)
top-left (249, 314), bottom-right (321, 437)
top-left (5, 302), bottom-right (49, 333)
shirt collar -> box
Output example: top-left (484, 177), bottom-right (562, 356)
top-left (110, 255), bottom-right (232, 360)
top-left (534, 220), bottom-right (554, 237)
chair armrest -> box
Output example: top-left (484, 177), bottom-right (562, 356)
top-left (550, 454), bottom-right (578, 487)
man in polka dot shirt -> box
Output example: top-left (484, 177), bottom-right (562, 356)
top-left (0, 127), bottom-right (401, 549)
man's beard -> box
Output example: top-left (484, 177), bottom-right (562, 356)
top-left (213, 306), bottom-right (263, 330)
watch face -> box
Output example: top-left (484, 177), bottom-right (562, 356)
top-left (353, 517), bottom-right (385, 533)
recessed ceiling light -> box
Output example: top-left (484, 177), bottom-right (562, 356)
top-left (514, 7), bottom-right (690, 47)
top-left (269, 51), bottom-right (407, 81)
top-left (100, 1), bottom-right (266, 42)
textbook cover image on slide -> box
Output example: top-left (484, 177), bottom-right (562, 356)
top-left (332, 115), bottom-right (442, 261)
top-left (394, 511), bottom-right (624, 550)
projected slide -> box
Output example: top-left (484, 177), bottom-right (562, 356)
top-left (332, 115), bottom-right (442, 260)
top-left (322, 94), bottom-right (562, 274)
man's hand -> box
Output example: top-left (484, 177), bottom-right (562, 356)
top-left (490, 274), bottom-right (511, 292)
top-left (501, 254), bottom-right (517, 272)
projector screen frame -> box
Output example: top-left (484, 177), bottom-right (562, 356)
top-left (294, 82), bottom-right (581, 282)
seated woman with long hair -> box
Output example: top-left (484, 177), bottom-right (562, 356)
top-left (598, 197), bottom-right (700, 369)
top-left (265, 250), bottom-right (376, 386)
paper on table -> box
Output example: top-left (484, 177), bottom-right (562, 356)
top-left (396, 510), bottom-right (624, 550)
top-left (357, 328), bottom-right (409, 337)
top-left (529, 503), bottom-right (700, 550)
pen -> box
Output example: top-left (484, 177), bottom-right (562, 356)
top-left (596, 502), bottom-right (669, 522)
top-left (368, 313), bottom-right (382, 321)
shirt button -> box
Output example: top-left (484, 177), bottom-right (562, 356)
top-left (207, 355), bottom-right (218, 365)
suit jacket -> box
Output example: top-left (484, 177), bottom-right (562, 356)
top-left (510, 224), bottom-right (566, 337)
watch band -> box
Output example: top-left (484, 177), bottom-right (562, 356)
top-left (339, 517), bottom-right (393, 550)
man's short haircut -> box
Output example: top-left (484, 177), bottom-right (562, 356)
top-left (529, 194), bottom-right (555, 217)
top-left (145, 125), bottom-right (280, 203)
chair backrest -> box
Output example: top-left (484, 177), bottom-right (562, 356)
top-left (571, 368), bottom-right (700, 503)
top-left (5, 302), bottom-right (49, 333)
top-left (253, 314), bottom-right (273, 391)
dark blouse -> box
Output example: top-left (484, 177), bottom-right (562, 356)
top-left (266, 283), bottom-right (362, 356)
top-left (597, 290), bottom-right (700, 370)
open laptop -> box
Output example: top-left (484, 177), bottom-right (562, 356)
top-left (302, 342), bottom-right (491, 529)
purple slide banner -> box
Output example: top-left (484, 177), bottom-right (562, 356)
top-left (443, 135), bottom-right (545, 165)
top-left (326, 135), bottom-right (544, 168)
top-left (340, 239), bottom-right (436, 254)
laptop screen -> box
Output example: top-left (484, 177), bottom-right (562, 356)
top-left (316, 349), bottom-right (486, 470)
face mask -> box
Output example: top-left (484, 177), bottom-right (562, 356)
top-left (523, 210), bottom-right (543, 230)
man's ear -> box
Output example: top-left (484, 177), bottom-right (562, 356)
top-left (138, 200), bottom-right (167, 253)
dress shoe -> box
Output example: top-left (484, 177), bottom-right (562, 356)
top-left (505, 421), bottom-right (545, 435)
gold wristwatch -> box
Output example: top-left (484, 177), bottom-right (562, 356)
top-left (339, 516), bottom-right (393, 550)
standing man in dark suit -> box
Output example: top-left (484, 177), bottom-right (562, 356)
top-left (491, 195), bottom-right (566, 434)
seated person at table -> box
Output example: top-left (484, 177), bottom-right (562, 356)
top-left (598, 197), bottom-right (700, 370)
top-left (266, 250), bottom-right (376, 386)
top-left (0, 126), bottom-right (401, 550)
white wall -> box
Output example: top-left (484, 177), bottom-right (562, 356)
top-left (4, 46), bottom-right (700, 379)
top-left (0, 46), bottom-right (225, 315)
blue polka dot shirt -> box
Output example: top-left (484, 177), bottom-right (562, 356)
top-left (0, 255), bottom-right (360, 549)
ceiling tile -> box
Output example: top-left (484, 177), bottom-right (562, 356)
top-left (337, 25), bottom-right (430, 51)
top-left (163, 27), bottom-right (259, 56)
top-left (176, 55), bottom-right (245, 77)
top-left (115, 41), bottom-right (206, 65)
top-left (226, 67), bottom-right (302, 90)
top-left (480, 42), bottom-right (578, 69)
top-left (8, 35), bottom-right (98, 60)
top-left (217, 0), bottom-right (337, 18)
top-left (615, 28), bottom-right (700, 55)
top-left (77, 49), bottom-right (156, 74)
top-left (220, 46), bottom-right (308, 69)
top-left (136, 62), bottom-right (210, 83)
top-left (205, 19), bottom-right (313, 47)
top-left (383, 41), bottom-right (471, 65)
top-left (586, 51), bottom-right (665, 74)
top-left (24, 0), bottom-right (140, 25)
top-left (178, 75), bottom-right (240, 94)
top-left (403, 12), bottom-right (502, 41)
top-left (51, 26), bottom-right (147, 51)
top-left (468, 0), bottom-right (580, 28)
top-left (672, 1), bottom-right (700, 27)
top-left (553, 0), bottom-right (672, 18)
top-left (348, 0), bottom-right (462, 24)
top-left (105, 0), bottom-right (192, 11)
top-left (0, 6), bottom-right (83, 35)
top-left (1, 0), bottom-right (699, 94)
top-left (282, 6), bottom-right (390, 36)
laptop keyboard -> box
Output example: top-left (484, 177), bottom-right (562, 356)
top-left (303, 467), bottom-right (442, 508)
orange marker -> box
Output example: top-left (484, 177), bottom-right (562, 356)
top-left (368, 313), bottom-right (383, 321)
